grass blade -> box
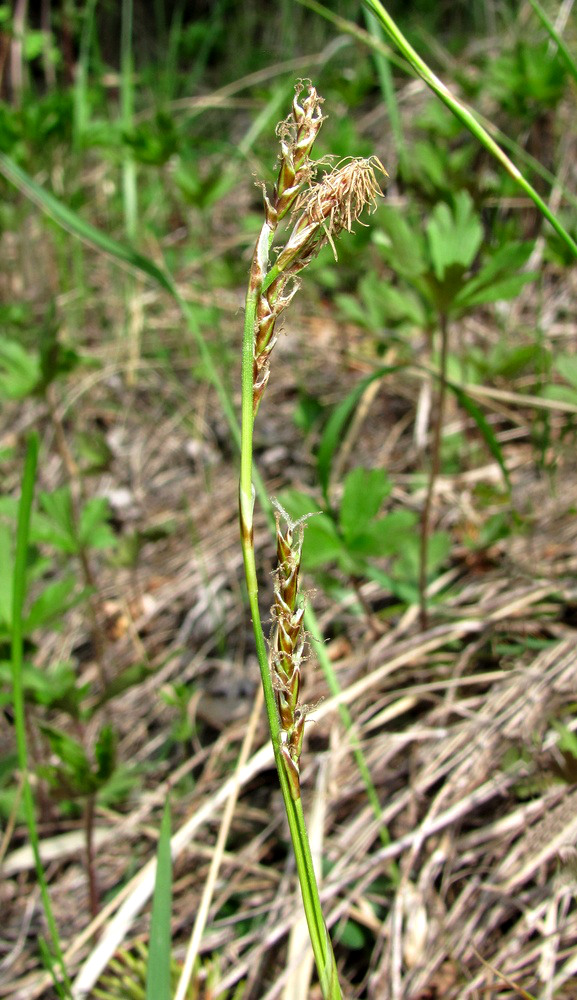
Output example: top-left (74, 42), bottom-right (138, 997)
top-left (0, 153), bottom-right (173, 293)
top-left (446, 379), bottom-right (511, 490)
top-left (360, 0), bottom-right (577, 261)
top-left (526, 0), bottom-right (577, 86)
top-left (317, 366), bottom-right (403, 500)
top-left (145, 800), bottom-right (172, 1000)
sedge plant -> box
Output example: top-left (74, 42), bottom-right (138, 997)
top-left (239, 81), bottom-right (385, 999)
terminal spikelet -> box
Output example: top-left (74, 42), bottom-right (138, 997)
top-left (250, 87), bottom-right (386, 414)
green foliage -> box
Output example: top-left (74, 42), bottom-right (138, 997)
top-left (0, 658), bottom-right (86, 713)
top-left (543, 355), bottom-right (577, 406)
top-left (35, 488), bottom-right (116, 555)
top-left (37, 723), bottom-right (117, 800)
top-left (94, 940), bottom-right (243, 1000)
top-left (484, 39), bottom-right (567, 120)
top-left (0, 322), bottom-right (87, 401)
top-left (373, 191), bottom-right (537, 322)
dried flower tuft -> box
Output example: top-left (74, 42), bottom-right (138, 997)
top-left (295, 156), bottom-right (386, 232)
top-left (248, 83), bottom-right (386, 415)
top-left (277, 155), bottom-right (387, 268)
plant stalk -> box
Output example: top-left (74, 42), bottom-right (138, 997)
top-left (419, 312), bottom-right (449, 630)
top-left (240, 267), bottom-right (342, 999)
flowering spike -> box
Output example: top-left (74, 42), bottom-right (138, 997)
top-left (269, 503), bottom-right (313, 800)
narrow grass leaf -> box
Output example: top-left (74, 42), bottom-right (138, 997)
top-left (317, 366), bottom-right (403, 499)
top-left (358, 0), bottom-right (577, 261)
top-left (0, 153), bottom-right (173, 293)
top-left (447, 380), bottom-right (510, 489)
top-left (145, 800), bottom-right (172, 1000)
top-left (526, 0), bottom-right (577, 86)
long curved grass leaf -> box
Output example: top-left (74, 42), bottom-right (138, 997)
top-left (0, 153), bottom-right (172, 293)
top-left (360, 0), bottom-right (577, 261)
top-left (526, 0), bottom-right (577, 86)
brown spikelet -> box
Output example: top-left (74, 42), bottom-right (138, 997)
top-left (270, 501), bottom-right (311, 798)
top-left (249, 84), bottom-right (386, 415)
top-left (264, 80), bottom-right (325, 227)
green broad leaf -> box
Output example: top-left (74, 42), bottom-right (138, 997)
top-left (337, 918), bottom-right (367, 950)
top-left (371, 283), bottom-right (428, 326)
top-left (339, 468), bottom-right (392, 541)
top-left (454, 272), bottom-right (536, 310)
top-left (453, 240), bottom-right (534, 311)
top-left (37, 314), bottom-right (85, 392)
top-left (334, 293), bottom-right (373, 328)
top-left (301, 516), bottom-right (345, 570)
top-left (146, 801), bottom-right (172, 1000)
top-left (553, 722), bottom-right (577, 762)
top-left (554, 354), bottom-right (577, 390)
top-left (425, 190), bottom-right (483, 280)
top-left (78, 497), bottom-right (116, 550)
top-left (0, 659), bottom-right (86, 714)
top-left (394, 531), bottom-right (451, 583)
top-left (446, 380), bottom-right (510, 489)
top-left (363, 561), bottom-right (419, 604)
top-left (541, 384), bottom-right (577, 406)
top-left (350, 509), bottom-right (418, 558)
top-left (338, 272), bottom-right (428, 331)
top-left (373, 207), bottom-right (427, 279)
top-left (24, 576), bottom-right (80, 632)
top-left (275, 489), bottom-right (323, 522)
top-left (477, 342), bottom-right (549, 380)
top-left (74, 430), bottom-right (113, 473)
top-left (35, 487), bottom-right (77, 553)
top-left (0, 337), bottom-right (41, 399)
top-left (39, 723), bottom-right (90, 777)
top-left (276, 490), bottom-right (344, 571)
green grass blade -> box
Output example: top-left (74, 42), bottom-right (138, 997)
top-left (526, 0), bottom-right (577, 86)
top-left (361, 0), bottom-right (577, 261)
top-left (145, 800), bottom-right (172, 1000)
top-left (362, 8), bottom-right (406, 170)
top-left (73, 0), bottom-right (98, 150)
top-left (297, 0), bottom-right (409, 72)
top-left (446, 379), bottom-right (511, 490)
top-left (120, 0), bottom-right (138, 240)
top-left (11, 433), bottom-right (71, 997)
top-left (0, 151), bottom-right (242, 452)
top-left (0, 153), bottom-right (173, 293)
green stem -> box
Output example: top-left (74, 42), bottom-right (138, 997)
top-left (361, 0), bottom-right (577, 260)
top-left (240, 253), bottom-right (342, 1000)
